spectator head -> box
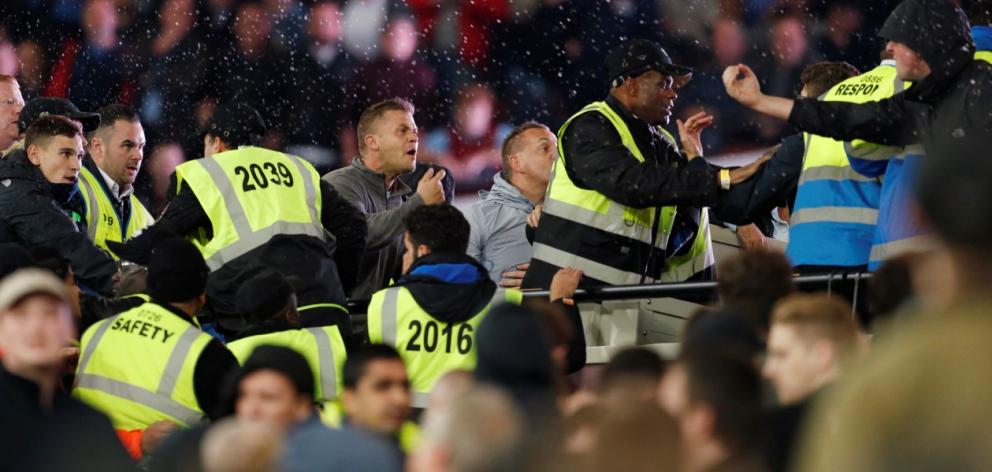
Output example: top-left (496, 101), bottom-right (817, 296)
top-left (159, 0), bottom-right (196, 34)
top-left (233, 2), bottom-right (273, 56)
top-left (25, 116), bottom-right (84, 185)
top-left (423, 369), bottom-right (474, 425)
top-left (770, 16), bottom-right (808, 68)
top-left (763, 293), bottom-right (867, 405)
top-left (89, 104), bottom-right (145, 188)
top-left (82, 0), bottom-right (119, 47)
top-left (599, 347), bottom-right (666, 405)
top-left (716, 249), bottom-right (794, 337)
top-left (475, 303), bottom-right (558, 420)
top-left (453, 83), bottom-right (496, 139)
top-left (659, 351), bottom-right (765, 471)
top-left (146, 239), bottom-right (209, 311)
top-left (356, 98), bottom-right (418, 175)
top-left (605, 39), bottom-right (692, 126)
top-left (0, 269), bottom-right (75, 376)
top-left (916, 73), bottom-right (992, 288)
top-left (711, 18), bottom-right (747, 66)
top-left (307, 1), bottom-right (343, 45)
top-left (382, 16), bottom-right (418, 62)
top-left (500, 121), bottom-right (555, 187)
top-left (681, 309), bottom-right (765, 363)
top-left (18, 97), bottom-right (100, 135)
top-left (341, 344), bottom-right (411, 436)
top-left (235, 271), bottom-right (299, 326)
top-left (0, 41), bottom-right (16, 77)
top-left (401, 205), bottom-right (471, 273)
top-left (0, 243), bottom-right (36, 281)
top-left (528, 299), bottom-right (575, 373)
top-left (591, 400), bottom-right (681, 472)
top-left (16, 41), bottom-right (46, 92)
top-left (799, 62), bottom-right (860, 98)
top-left (200, 102), bottom-right (267, 157)
top-left (411, 386), bottom-right (523, 472)
top-left (235, 345), bottom-right (315, 430)
top-left (867, 254), bottom-right (915, 324)
top-left (201, 418), bottom-right (283, 472)
top-left (0, 75), bottom-right (24, 150)
top-left (29, 247), bottom-right (80, 318)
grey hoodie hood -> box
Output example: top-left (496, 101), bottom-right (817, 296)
top-left (478, 173), bottom-right (535, 214)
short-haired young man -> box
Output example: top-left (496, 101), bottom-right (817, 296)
top-left (762, 293), bottom-right (867, 472)
top-left (76, 104), bottom-right (154, 256)
top-left (0, 116), bottom-right (117, 295)
top-left (465, 121), bottom-right (556, 287)
top-left (323, 98), bottom-right (449, 300)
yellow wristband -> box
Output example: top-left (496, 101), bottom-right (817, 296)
top-left (720, 169), bottom-right (732, 190)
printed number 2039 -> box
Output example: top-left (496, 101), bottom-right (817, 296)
top-left (234, 162), bottom-right (295, 192)
top-left (406, 320), bottom-right (473, 354)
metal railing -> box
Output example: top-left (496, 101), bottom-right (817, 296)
top-left (346, 271), bottom-right (873, 315)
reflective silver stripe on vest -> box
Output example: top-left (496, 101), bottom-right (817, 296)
top-left (660, 246), bottom-right (715, 283)
top-left (307, 327), bottom-right (338, 401)
top-left (198, 157), bottom-right (326, 271)
top-left (157, 327), bottom-right (202, 397)
top-left (411, 390), bottom-right (431, 409)
top-left (790, 207), bottom-right (878, 226)
top-left (79, 176), bottom-right (101, 241)
top-left (798, 165), bottom-right (878, 185)
top-left (543, 197), bottom-right (667, 250)
top-left (380, 288), bottom-right (400, 345)
top-left (531, 242), bottom-right (646, 285)
top-left (75, 373), bottom-right (202, 426)
top-left (288, 156), bottom-right (321, 226)
top-left (869, 234), bottom-right (936, 262)
top-left (75, 315), bottom-right (120, 382)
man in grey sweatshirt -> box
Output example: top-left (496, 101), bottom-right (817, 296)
top-left (324, 99), bottom-right (447, 300)
top-left (465, 122), bottom-right (556, 286)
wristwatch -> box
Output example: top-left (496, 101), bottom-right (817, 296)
top-left (720, 169), bottom-right (732, 190)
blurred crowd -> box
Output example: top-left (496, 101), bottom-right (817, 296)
top-left (0, 0), bottom-right (900, 202)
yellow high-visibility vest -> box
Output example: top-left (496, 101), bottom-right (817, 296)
top-left (77, 166), bottom-right (153, 258)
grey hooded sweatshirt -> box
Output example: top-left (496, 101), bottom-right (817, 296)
top-left (465, 173), bottom-right (537, 282)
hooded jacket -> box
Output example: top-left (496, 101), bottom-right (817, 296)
top-left (394, 252), bottom-right (497, 324)
top-left (465, 173), bottom-right (536, 282)
top-left (787, 0), bottom-right (988, 158)
top-left (0, 150), bottom-right (116, 295)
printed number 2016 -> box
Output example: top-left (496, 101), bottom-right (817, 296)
top-left (406, 320), bottom-right (473, 354)
top-left (234, 163), bottom-right (295, 192)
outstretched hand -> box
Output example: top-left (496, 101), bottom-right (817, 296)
top-left (722, 64), bottom-right (763, 108)
top-left (676, 111), bottom-right (715, 160)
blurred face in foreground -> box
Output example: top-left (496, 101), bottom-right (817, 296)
top-left (763, 323), bottom-right (829, 405)
top-left (236, 369), bottom-right (313, 430)
top-left (0, 294), bottom-right (75, 372)
top-left (343, 358), bottom-right (411, 435)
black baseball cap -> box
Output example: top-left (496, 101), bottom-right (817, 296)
top-left (236, 271), bottom-right (295, 323)
top-left (147, 239), bottom-right (209, 303)
top-left (18, 97), bottom-right (101, 133)
top-left (604, 39), bottom-right (693, 88)
top-left (197, 102), bottom-right (267, 148)
top-left (238, 345), bottom-right (315, 398)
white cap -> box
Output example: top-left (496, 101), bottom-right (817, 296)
top-left (0, 268), bottom-right (69, 313)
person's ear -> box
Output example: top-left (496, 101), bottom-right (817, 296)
top-left (813, 340), bottom-right (836, 374)
top-left (365, 134), bottom-right (379, 152)
top-left (416, 244), bottom-right (431, 258)
top-left (26, 144), bottom-right (42, 166)
top-left (89, 134), bottom-right (103, 157)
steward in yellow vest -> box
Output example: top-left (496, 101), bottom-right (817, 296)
top-left (522, 39), bottom-right (762, 290)
top-left (226, 271), bottom-right (348, 424)
top-left (74, 239), bottom-right (238, 431)
top-left (76, 105), bottom-right (154, 258)
top-left (366, 205), bottom-right (521, 407)
top-left (107, 103), bottom-right (368, 338)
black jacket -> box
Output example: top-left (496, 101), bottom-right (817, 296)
top-left (0, 365), bottom-right (137, 472)
top-left (395, 252), bottom-right (498, 325)
top-left (787, 0), bottom-right (986, 157)
top-left (523, 95), bottom-right (719, 289)
top-left (112, 160), bottom-right (367, 321)
top-left (0, 151), bottom-right (116, 295)
top-left (714, 133), bottom-right (805, 225)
